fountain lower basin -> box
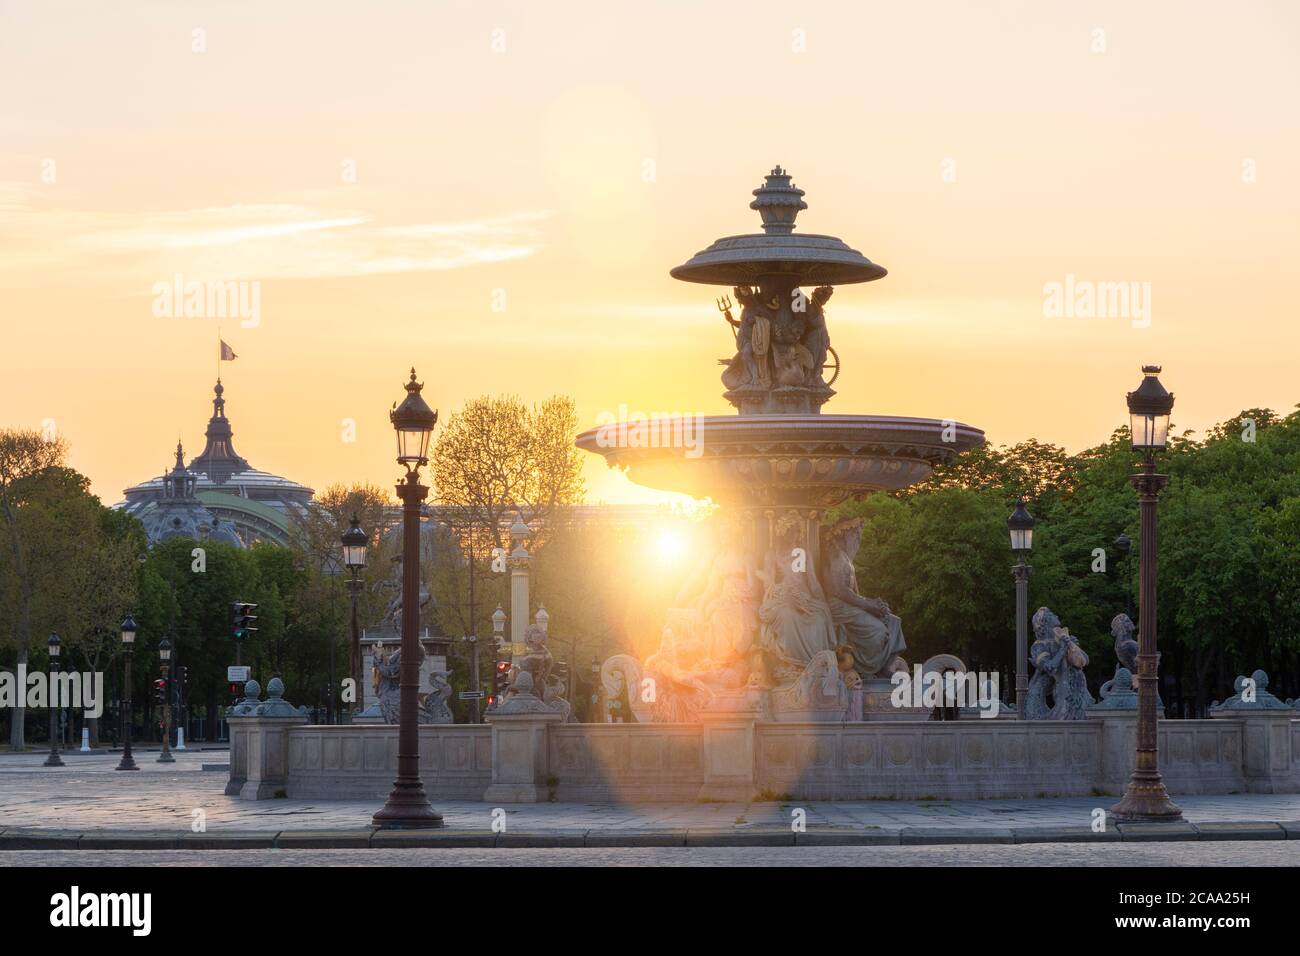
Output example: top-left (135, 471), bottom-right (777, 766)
top-left (576, 414), bottom-right (984, 507)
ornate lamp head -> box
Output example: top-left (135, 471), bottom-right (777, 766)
top-left (1126, 365), bottom-right (1174, 452)
top-left (341, 514), bottom-right (368, 569)
top-left (1007, 498), bottom-right (1035, 554)
top-left (390, 368), bottom-right (438, 470)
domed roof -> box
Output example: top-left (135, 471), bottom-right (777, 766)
top-left (188, 379), bottom-right (253, 484)
top-left (129, 442), bottom-right (244, 546)
top-left (118, 380), bottom-right (315, 548)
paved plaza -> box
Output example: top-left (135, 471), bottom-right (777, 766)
top-left (2, 750), bottom-right (1299, 852)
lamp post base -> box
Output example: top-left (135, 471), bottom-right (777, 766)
top-left (157, 751), bottom-right (175, 763)
top-left (1111, 773), bottom-right (1183, 823)
top-left (43, 752), bottom-right (64, 767)
top-left (115, 756), bottom-right (139, 771)
top-left (372, 782), bottom-right (444, 829)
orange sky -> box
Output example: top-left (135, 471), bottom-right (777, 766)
top-left (2, 0), bottom-right (1298, 507)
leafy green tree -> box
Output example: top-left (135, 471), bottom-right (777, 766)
top-left (0, 430), bottom-right (69, 747)
top-left (0, 435), bottom-right (140, 747)
top-left (836, 488), bottom-right (1012, 669)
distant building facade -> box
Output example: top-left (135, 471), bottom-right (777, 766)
top-left (118, 380), bottom-right (314, 547)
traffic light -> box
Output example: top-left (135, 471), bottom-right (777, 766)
top-left (152, 678), bottom-right (168, 705)
top-left (231, 601), bottom-right (259, 641)
top-left (228, 682), bottom-right (240, 704)
top-left (493, 656), bottom-right (512, 697)
top-left (175, 666), bottom-right (188, 706)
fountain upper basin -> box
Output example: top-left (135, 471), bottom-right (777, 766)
top-left (576, 414), bottom-right (985, 508)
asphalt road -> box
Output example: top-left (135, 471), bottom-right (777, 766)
top-left (3, 842), bottom-right (1297, 866)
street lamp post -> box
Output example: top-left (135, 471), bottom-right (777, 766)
top-left (1112, 365), bottom-right (1182, 823)
top-left (1114, 532), bottom-right (1133, 620)
top-left (490, 606), bottom-right (507, 707)
top-left (467, 529), bottom-right (480, 725)
top-left (590, 655), bottom-right (601, 722)
top-left (464, 633), bottom-right (480, 723)
top-left (116, 615), bottom-right (139, 771)
top-left (1007, 499), bottom-right (1034, 719)
top-left (342, 514), bottom-right (369, 718)
top-left (157, 637), bottom-right (175, 763)
top-left (373, 368), bottom-right (443, 829)
top-left (44, 633), bottom-right (64, 767)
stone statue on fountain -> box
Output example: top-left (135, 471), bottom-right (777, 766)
top-left (639, 517), bottom-right (762, 721)
top-left (804, 285), bottom-right (833, 382)
top-left (1025, 606), bottom-right (1094, 720)
top-left (493, 622), bottom-right (573, 720)
top-left (667, 516), bottom-right (759, 691)
top-left (642, 621), bottom-right (712, 722)
top-left (757, 511), bottom-right (837, 684)
top-left (378, 559), bottom-right (431, 631)
top-left (718, 281), bottom-right (837, 413)
top-left (640, 512), bottom-right (904, 720)
top-left (820, 517), bottom-right (907, 678)
top-left (720, 286), bottom-right (768, 391)
top-left (1099, 611), bottom-right (1160, 710)
top-left (419, 669), bottom-right (455, 724)
top-left (371, 643), bottom-right (402, 724)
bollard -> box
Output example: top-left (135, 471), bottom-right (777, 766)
top-left (80, 728), bottom-right (90, 752)
top-left (176, 727), bottom-right (186, 751)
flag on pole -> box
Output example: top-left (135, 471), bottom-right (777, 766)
top-left (220, 340), bottom-right (237, 362)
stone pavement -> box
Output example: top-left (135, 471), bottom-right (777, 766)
top-left (2, 749), bottom-right (1300, 849)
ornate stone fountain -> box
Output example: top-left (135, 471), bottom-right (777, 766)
top-left (577, 167), bottom-right (984, 723)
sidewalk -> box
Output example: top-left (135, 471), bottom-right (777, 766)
top-left (2, 750), bottom-right (1298, 850)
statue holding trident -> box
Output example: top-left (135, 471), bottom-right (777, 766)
top-left (719, 285), bottom-right (772, 390)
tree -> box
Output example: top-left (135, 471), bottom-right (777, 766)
top-left (1256, 495), bottom-right (1300, 684)
top-left (55, 505), bottom-right (145, 745)
top-left (531, 516), bottom-right (635, 705)
top-left (289, 483), bottom-right (398, 715)
top-left (835, 488), bottom-right (1013, 670)
top-left (430, 395), bottom-right (585, 553)
top-left (0, 438), bottom-right (138, 748)
top-left (907, 439), bottom-right (1075, 503)
top-left (0, 429), bottom-right (68, 748)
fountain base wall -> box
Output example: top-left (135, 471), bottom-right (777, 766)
top-left (229, 711), bottom-right (1293, 802)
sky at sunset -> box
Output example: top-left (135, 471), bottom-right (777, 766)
top-left (2, 0), bottom-right (1298, 507)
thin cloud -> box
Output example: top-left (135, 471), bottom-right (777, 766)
top-left (0, 184), bottom-right (547, 279)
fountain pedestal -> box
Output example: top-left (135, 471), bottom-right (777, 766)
top-left (698, 688), bottom-right (764, 802)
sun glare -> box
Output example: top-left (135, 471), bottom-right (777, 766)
top-left (655, 529), bottom-right (686, 563)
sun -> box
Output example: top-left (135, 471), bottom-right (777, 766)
top-left (655, 529), bottom-right (686, 563)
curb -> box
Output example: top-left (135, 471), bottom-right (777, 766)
top-left (0, 820), bottom-right (1297, 850)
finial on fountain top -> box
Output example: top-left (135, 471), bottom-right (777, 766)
top-left (750, 165), bottom-right (807, 235)
top-left (670, 167), bottom-right (884, 286)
